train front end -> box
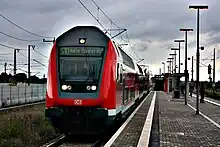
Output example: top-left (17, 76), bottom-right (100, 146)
top-left (45, 26), bottom-right (117, 134)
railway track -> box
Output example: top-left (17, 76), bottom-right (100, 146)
top-left (42, 134), bottom-right (102, 147)
top-left (0, 101), bottom-right (45, 112)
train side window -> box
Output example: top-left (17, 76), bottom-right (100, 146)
top-left (120, 64), bottom-right (123, 83)
top-left (116, 63), bottom-right (120, 81)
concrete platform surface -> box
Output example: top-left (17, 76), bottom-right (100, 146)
top-left (159, 91), bottom-right (220, 147)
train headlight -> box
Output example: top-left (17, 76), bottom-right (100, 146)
top-left (62, 85), bottom-right (68, 90)
top-left (67, 85), bottom-right (72, 90)
top-left (86, 86), bottom-right (91, 90)
top-left (79, 38), bottom-right (86, 44)
top-left (91, 85), bottom-right (96, 90)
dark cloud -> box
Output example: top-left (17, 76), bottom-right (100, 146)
top-left (0, 0), bottom-right (219, 80)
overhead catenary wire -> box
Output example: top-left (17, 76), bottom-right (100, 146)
top-left (77, 0), bottom-right (127, 39)
top-left (32, 48), bottom-right (48, 59)
top-left (77, 0), bottom-right (111, 37)
top-left (125, 32), bottom-right (142, 61)
top-left (201, 50), bottom-right (213, 61)
top-left (87, 0), bottom-right (142, 61)
top-left (0, 53), bottom-right (13, 55)
top-left (0, 31), bottom-right (42, 42)
top-left (193, 58), bottom-right (210, 67)
top-left (0, 12), bottom-right (52, 38)
top-left (33, 59), bottom-right (47, 67)
top-left (91, 0), bottom-right (120, 29)
top-left (77, 0), bottom-right (143, 62)
top-left (0, 43), bottom-right (26, 50)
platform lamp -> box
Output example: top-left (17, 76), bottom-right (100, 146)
top-left (174, 40), bottom-right (185, 73)
top-left (167, 57), bottom-right (174, 74)
top-left (179, 28), bottom-right (193, 105)
top-left (169, 53), bottom-right (177, 74)
top-left (170, 48), bottom-right (179, 74)
top-left (167, 60), bottom-right (172, 74)
top-left (189, 4), bottom-right (208, 114)
top-left (162, 62), bottom-right (165, 74)
top-left (167, 57), bottom-right (174, 92)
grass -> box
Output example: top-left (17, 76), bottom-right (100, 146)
top-left (0, 104), bottom-right (60, 147)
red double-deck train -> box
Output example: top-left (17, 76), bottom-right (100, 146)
top-left (45, 26), bottom-right (151, 135)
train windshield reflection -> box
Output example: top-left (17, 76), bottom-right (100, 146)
top-left (59, 57), bottom-right (103, 82)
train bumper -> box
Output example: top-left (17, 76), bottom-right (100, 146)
top-left (45, 107), bottom-right (114, 134)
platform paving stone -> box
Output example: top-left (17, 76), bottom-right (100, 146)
top-left (188, 96), bottom-right (220, 126)
top-left (110, 92), bottom-right (154, 147)
top-left (159, 92), bottom-right (220, 147)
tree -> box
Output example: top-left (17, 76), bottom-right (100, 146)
top-left (14, 73), bottom-right (27, 83)
top-left (0, 72), bottom-right (8, 83)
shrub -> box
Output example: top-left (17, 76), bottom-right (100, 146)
top-left (205, 90), bottom-right (220, 99)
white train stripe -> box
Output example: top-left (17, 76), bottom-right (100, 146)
top-left (103, 91), bottom-right (153, 147)
top-left (187, 104), bottom-right (220, 129)
top-left (137, 91), bottom-right (156, 147)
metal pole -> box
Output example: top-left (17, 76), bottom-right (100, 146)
top-left (192, 56), bottom-right (194, 81)
top-left (169, 61), bottom-right (171, 73)
top-left (4, 62), bottom-right (7, 73)
top-left (163, 63), bottom-right (166, 74)
top-left (179, 42), bottom-right (181, 73)
top-left (159, 68), bottom-right (161, 75)
top-left (14, 49), bottom-right (16, 75)
top-left (174, 50), bottom-right (177, 73)
top-left (213, 48), bottom-right (215, 87)
top-left (28, 45), bottom-right (31, 86)
top-left (171, 59), bottom-right (173, 74)
top-left (196, 9), bottom-right (200, 114)
top-left (185, 31), bottom-right (188, 105)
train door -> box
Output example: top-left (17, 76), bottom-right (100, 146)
top-left (121, 65), bottom-right (126, 105)
top-left (116, 63), bottom-right (125, 106)
top-left (123, 68), bottom-right (131, 105)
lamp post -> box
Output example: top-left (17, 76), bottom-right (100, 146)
top-left (169, 53), bottom-right (177, 74)
top-left (167, 59), bottom-right (172, 73)
top-left (168, 57), bottom-right (174, 92)
top-left (167, 61), bottom-right (171, 73)
top-left (174, 40), bottom-right (185, 73)
top-left (168, 57), bottom-right (174, 74)
top-left (162, 62), bottom-right (165, 74)
top-left (171, 48), bottom-right (179, 74)
top-left (180, 28), bottom-right (193, 105)
top-left (189, 4), bottom-right (208, 114)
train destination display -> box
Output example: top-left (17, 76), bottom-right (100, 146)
top-left (59, 47), bottom-right (104, 56)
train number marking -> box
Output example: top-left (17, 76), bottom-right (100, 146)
top-left (74, 99), bottom-right (82, 105)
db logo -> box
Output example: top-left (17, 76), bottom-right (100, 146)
top-left (74, 99), bottom-right (82, 105)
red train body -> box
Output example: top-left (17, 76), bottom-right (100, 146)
top-left (45, 26), bottom-right (150, 134)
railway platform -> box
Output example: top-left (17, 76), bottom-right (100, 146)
top-left (104, 91), bottom-right (220, 147)
top-left (104, 91), bottom-right (156, 147)
top-left (158, 91), bottom-right (220, 147)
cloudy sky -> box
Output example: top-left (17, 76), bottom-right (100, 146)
top-left (0, 0), bottom-right (220, 81)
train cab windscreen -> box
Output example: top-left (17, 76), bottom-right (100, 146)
top-left (58, 47), bottom-right (105, 83)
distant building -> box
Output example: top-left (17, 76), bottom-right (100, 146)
top-left (215, 81), bottom-right (220, 92)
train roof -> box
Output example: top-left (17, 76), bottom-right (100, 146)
top-left (56, 25), bottom-right (110, 42)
